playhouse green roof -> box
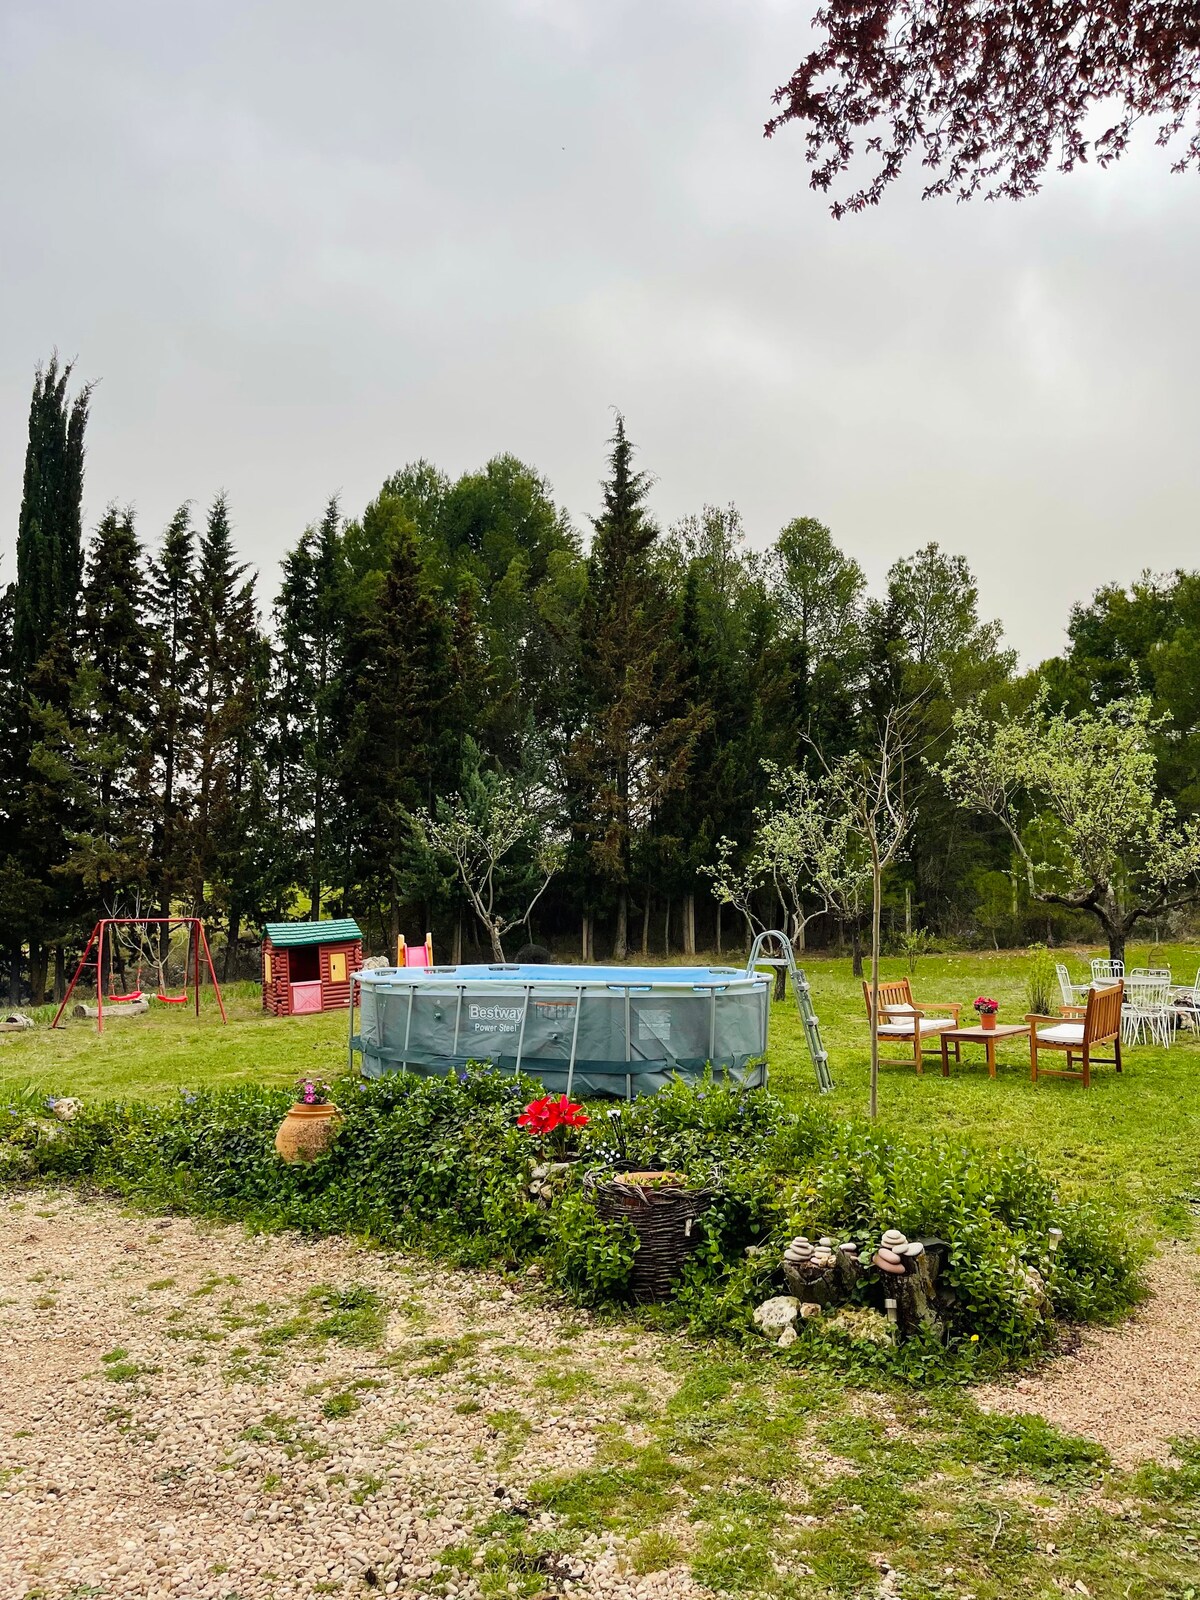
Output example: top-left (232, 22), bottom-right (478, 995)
top-left (264, 919), bottom-right (362, 948)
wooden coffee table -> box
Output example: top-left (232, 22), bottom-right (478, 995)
top-left (938, 1022), bottom-right (1029, 1078)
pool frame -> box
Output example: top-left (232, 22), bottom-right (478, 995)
top-left (348, 961), bottom-right (771, 1098)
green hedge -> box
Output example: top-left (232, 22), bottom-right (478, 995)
top-left (0, 1072), bottom-right (1142, 1378)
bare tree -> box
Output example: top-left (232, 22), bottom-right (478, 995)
top-left (413, 766), bottom-right (564, 963)
top-left (813, 704), bottom-right (923, 1120)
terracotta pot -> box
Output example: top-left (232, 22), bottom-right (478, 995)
top-left (979, 1011), bottom-right (997, 1031)
top-left (275, 1102), bottom-right (339, 1162)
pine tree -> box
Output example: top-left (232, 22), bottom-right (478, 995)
top-left (146, 505), bottom-right (199, 925)
top-left (186, 492), bottom-right (252, 921)
top-left (568, 417), bottom-right (704, 957)
top-left (71, 505), bottom-right (153, 900)
top-left (271, 497), bottom-right (344, 919)
top-left (339, 494), bottom-right (453, 947)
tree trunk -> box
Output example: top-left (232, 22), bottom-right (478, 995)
top-left (640, 893), bottom-right (650, 957)
top-left (663, 897), bottom-right (671, 956)
top-left (851, 921), bottom-right (864, 979)
top-left (582, 913), bottom-right (591, 962)
top-left (905, 885), bottom-right (912, 936)
top-left (452, 915), bottom-right (462, 965)
top-left (715, 902), bottom-right (722, 955)
top-left (224, 912), bottom-right (241, 981)
top-left (683, 892), bottom-right (695, 956)
top-left (613, 889), bottom-right (628, 961)
top-left (869, 860), bottom-right (883, 1121)
top-left (489, 923), bottom-right (506, 962)
top-left (53, 946), bottom-right (65, 1002)
top-left (29, 942), bottom-right (49, 1007)
top-left (389, 900), bottom-right (401, 961)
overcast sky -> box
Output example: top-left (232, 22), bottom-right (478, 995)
top-left (1, 0), bottom-right (1197, 665)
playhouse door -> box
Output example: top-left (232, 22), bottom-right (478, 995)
top-left (291, 981), bottom-right (323, 1014)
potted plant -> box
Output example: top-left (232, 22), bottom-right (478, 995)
top-left (519, 1093), bottom-right (589, 1203)
top-left (275, 1078), bottom-right (339, 1162)
top-left (973, 996), bottom-right (1000, 1032)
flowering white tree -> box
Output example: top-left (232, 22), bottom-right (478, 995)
top-left (937, 693), bottom-right (1200, 964)
top-left (412, 763), bottom-right (564, 962)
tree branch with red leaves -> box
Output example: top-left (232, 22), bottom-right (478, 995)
top-left (766, 0), bottom-right (1200, 215)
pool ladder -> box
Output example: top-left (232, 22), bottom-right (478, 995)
top-left (746, 930), bottom-right (834, 1094)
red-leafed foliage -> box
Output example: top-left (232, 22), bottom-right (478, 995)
top-left (766, 1), bottom-right (1200, 214)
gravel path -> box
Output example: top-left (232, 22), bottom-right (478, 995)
top-left (0, 1189), bottom-right (696, 1600)
top-left (978, 1241), bottom-right (1200, 1467)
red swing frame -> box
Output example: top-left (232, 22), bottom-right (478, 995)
top-left (52, 917), bottom-right (228, 1034)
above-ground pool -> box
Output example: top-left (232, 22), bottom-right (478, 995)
top-left (350, 962), bottom-right (770, 1097)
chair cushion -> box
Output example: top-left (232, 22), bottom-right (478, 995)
top-left (878, 1018), bottom-right (954, 1035)
top-left (1037, 1023), bottom-right (1085, 1044)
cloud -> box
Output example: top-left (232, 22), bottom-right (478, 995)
top-left (0, 0), bottom-right (1196, 665)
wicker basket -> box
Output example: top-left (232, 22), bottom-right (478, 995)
top-left (588, 1172), bottom-right (715, 1302)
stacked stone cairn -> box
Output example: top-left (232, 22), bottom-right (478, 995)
top-left (753, 1226), bottom-right (953, 1346)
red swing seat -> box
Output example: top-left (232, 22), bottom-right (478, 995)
top-left (156, 991), bottom-right (189, 1004)
top-left (108, 989), bottom-right (143, 1004)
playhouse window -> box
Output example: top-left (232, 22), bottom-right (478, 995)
top-left (289, 945), bottom-right (321, 983)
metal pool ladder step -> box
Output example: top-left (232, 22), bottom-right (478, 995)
top-left (746, 930), bottom-right (834, 1094)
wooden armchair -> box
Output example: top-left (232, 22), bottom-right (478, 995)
top-left (1026, 980), bottom-right (1124, 1088)
top-left (862, 978), bottom-right (962, 1075)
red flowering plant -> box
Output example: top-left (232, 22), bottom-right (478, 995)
top-left (517, 1093), bottom-right (589, 1157)
top-left (972, 997), bottom-right (999, 1016)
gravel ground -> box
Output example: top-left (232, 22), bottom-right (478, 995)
top-left (0, 1190), bottom-right (696, 1600)
top-left (978, 1241), bottom-right (1200, 1467)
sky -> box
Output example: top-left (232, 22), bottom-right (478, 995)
top-left (1, 0), bottom-right (1197, 666)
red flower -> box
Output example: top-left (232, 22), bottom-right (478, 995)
top-left (973, 996), bottom-right (999, 1014)
top-left (518, 1094), bottom-right (588, 1137)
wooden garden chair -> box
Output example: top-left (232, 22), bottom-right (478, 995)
top-left (862, 978), bottom-right (962, 1075)
top-left (1026, 980), bottom-right (1124, 1088)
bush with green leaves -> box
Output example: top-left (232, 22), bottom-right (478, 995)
top-left (0, 1070), bottom-right (1143, 1375)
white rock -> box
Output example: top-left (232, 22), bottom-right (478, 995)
top-left (752, 1295), bottom-right (800, 1335)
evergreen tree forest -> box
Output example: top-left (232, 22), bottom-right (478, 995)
top-left (3, 358), bottom-right (1199, 999)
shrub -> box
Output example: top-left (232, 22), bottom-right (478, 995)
top-left (0, 1070), bottom-right (1143, 1375)
top-left (1025, 943), bottom-right (1058, 1017)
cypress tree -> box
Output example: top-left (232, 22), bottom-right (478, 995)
top-left (12, 356), bottom-right (91, 683)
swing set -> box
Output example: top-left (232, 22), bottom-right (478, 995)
top-left (52, 917), bottom-right (227, 1034)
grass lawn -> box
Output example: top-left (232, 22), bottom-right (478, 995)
top-left (4, 947), bottom-right (1200, 1598)
top-left (4, 945), bottom-right (1198, 1236)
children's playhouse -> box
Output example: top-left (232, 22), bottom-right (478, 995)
top-left (262, 919), bottom-right (363, 1016)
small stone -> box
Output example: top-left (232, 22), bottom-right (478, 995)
top-left (799, 1302), bottom-right (822, 1320)
top-left (878, 1247), bottom-right (902, 1265)
top-left (881, 1229), bottom-right (908, 1249)
top-left (871, 1251), bottom-right (907, 1275)
top-left (902, 1241), bottom-right (925, 1258)
top-left (777, 1325), bottom-right (798, 1348)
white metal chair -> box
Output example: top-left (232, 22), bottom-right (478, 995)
top-left (1122, 973), bottom-right (1173, 1048)
top-left (1056, 963), bottom-right (1090, 1007)
top-left (1091, 958), bottom-right (1124, 986)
